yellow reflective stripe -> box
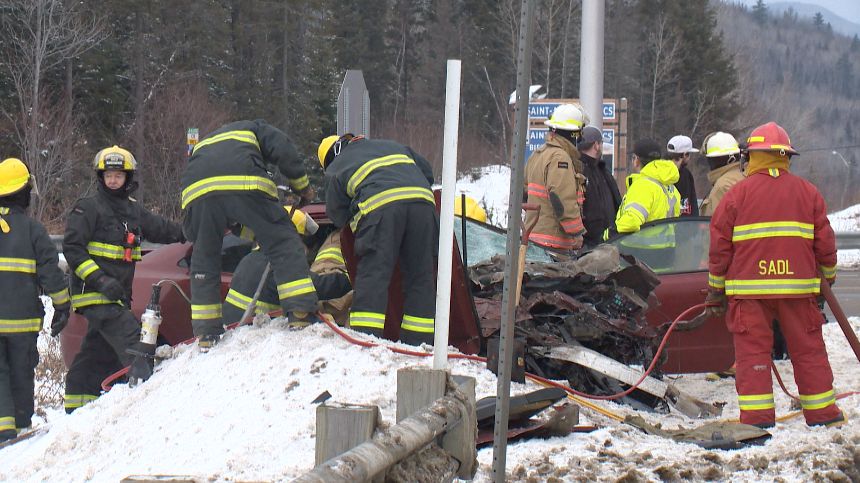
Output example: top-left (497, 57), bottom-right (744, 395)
top-left (738, 393), bottom-right (775, 411)
top-left (347, 154), bottom-right (415, 197)
top-left (0, 318), bottom-right (42, 333)
top-left (708, 273), bottom-right (725, 289)
top-left (0, 257), bottom-right (36, 273)
top-left (181, 175), bottom-right (278, 209)
top-left (74, 259), bottom-right (99, 279)
top-left (49, 288), bottom-right (70, 306)
top-left (747, 136), bottom-right (764, 143)
top-left (277, 277), bottom-right (315, 300)
top-left (819, 264), bottom-right (837, 279)
top-left (87, 242), bottom-right (142, 261)
top-left (289, 175), bottom-right (309, 191)
top-left (768, 168), bottom-right (780, 178)
top-left (314, 247), bottom-right (345, 265)
top-left (401, 314), bottom-right (434, 333)
top-left (64, 394), bottom-right (98, 410)
top-left (706, 145), bottom-right (738, 156)
top-left (0, 416), bottom-right (15, 431)
top-left (191, 304), bottom-right (222, 320)
top-left (192, 130), bottom-right (259, 154)
top-left (71, 292), bottom-right (121, 309)
top-left (732, 221), bottom-right (814, 242)
top-left (349, 311), bottom-right (386, 330)
top-left (224, 289), bottom-right (280, 314)
top-left (799, 389), bottom-right (836, 410)
top-left (725, 278), bottom-right (820, 295)
top-left (350, 187), bottom-right (435, 231)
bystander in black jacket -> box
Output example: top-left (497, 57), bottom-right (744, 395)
top-left (674, 164), bottom-right (698, 216)
top-left (580, 152), bottom-right (622, 248)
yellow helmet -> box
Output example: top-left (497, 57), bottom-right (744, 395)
top-left (284, 206), bottom-right (319, 235)
top-left (317, 135), bottom-right (340, 170)
top-left (0, 158), bottom-right (33, 197)
top-left (454, 195), bottom-right (488, 223)
top-left (93, 145), bottom-right (137, 172)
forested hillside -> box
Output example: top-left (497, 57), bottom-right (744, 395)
top-left (0, 0), bottom-right (857, 226)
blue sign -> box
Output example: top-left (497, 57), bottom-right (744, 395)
top-left (524, 127), bottom-right (549, 162)
top-left (603, 102), bottom-right (616, 120)
top-left (528, 100), bottom-right (617, 122)
top-left (602, 127), bottom-right (616, 174)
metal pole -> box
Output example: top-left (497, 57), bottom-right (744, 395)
top-left (492, 1), bottom-right (535, 481)
top-left (579, 0), bottom-right (605, 129)
top-left (433, 59), bottom-right (462, 369)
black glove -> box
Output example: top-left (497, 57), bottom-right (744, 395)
top-left (92, 274), bottom-right (125, 301)
top-left (127, 343), bottom-right (156, 386)
top-left (51, 303), bottom-right (71, 337)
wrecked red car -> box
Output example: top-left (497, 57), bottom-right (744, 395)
top-left (61, 206), bottom-right (732, 376)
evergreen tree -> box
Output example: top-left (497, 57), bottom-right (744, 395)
top-left (813, 11), bottom-right (824, 28)
top-left (752, 0), bottom-right (768, 25)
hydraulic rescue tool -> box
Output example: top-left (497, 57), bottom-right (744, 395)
top-left (127, 283), bottom-right (163, 386)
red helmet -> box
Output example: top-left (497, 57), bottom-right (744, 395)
top-left (746, 122), bottom-right (797, 155)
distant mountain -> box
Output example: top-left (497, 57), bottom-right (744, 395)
top-left (769, 2), bottom-right (860, 37)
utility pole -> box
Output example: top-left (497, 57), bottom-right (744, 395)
top-left (579, 0), bottom-right (605, 128)
top-left (492, 1), bottom-right (535, 481)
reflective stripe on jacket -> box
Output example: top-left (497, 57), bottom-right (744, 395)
top-left (524, 134), bottom-right (585, 250)
top-left (708, 168), bottom-right (837, 298)
top-left (180, 119), bottom-right (309, 209)
top-left (0, 206), bottom-right (68, 333)
top-left (324, 138), bottom-right (435, 230)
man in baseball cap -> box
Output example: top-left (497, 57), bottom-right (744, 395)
top-left (577, 126), bottom-right (621, 249)
top-left (667, 135), bottom-right (699, 216)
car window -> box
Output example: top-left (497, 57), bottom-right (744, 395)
top-left (454, 216), bottom-right (553, 265)
top-left (607, 217), bottom-right (711, 274)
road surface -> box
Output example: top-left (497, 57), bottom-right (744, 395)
top-left (825, 269), bottom-right (860, 319)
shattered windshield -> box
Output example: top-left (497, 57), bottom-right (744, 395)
top-left (608, 217), bottom-right (711, 274)
top-left (454, 216), bottom-right (553, 265)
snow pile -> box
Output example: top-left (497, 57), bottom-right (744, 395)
top-left (3, 316), bottom-right (859, 481)
top-left (829, 203), bottom-right (860, 269)
top-left (454, 164), bottom-right (512, 227)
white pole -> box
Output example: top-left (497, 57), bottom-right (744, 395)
top-left (580, 0), bottom-right (605, 129)
top-left (433, 59), bottom-right (462, 370)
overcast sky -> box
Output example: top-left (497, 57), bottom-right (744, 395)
top-left (729, 0), bottom-right (860, 24)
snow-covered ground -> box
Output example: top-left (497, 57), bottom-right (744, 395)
top-left (2, 314), bottom-right (859, 482)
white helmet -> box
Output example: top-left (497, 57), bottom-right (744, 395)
top-left (544, 103), bottom-right (589, 131)
top-left (702, 132), bottom-right (740, 157)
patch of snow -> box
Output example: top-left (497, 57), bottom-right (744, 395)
top-left (4, 314), bottom-right (859, 481)
top-left (454, 164), bottom-right (513, 228)
top-left (829, 204), bottom-right (860, 269)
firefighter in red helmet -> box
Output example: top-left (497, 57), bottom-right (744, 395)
top-left (706, 122), bottom-right (844, 428)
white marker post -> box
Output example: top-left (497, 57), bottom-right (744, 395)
top-left (433, 59), bottom-right (462, 370)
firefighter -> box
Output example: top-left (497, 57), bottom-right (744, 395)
top-left (706, 121), bottom-right (844, 428)
top-left (222, 209), bottom-right (352, 327)
top-left (525, 103), bottom-right (589, 253)
top-left (0, 158), bottom-right (69, 441)
top-left (63, 146), bottom-right (183, 412)
top-left (699, 132), bottom-right (745, 217)
top-left (577, 126), bottom-right (621, 249)
top-left (180, 120), bottom-right (317, 349)
top-left (666, 135), bottom-right (699, 216)
top-left (318, 134), bottom-right (437, 346)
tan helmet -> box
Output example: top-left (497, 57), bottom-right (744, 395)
top-left (702, 132), bottom-right (740, 157)
top-left (544, 103), bottom-right (589, 131)
top-left (93, 145), bottom-right (137, 172)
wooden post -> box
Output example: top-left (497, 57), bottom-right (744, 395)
top-left (315, 403), bottom-right (380, 466)
top-left (446, 375), bottom-right (477, 479)
top-left (396, 367), bottom-right (447, 423)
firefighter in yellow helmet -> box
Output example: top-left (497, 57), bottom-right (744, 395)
top-left (319, 134), bottom-right (438, 346)
top-left (180, 120), bottom-right (318, 350)
top-left (222, 208), bottom-right (352, 327)
top-left (0, 158), bottom-right (69, 441)
top-left (62, 146), bottom-right (183, 412)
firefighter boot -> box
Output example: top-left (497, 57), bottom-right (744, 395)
top-left (287, 311), bottom-right (321, 331)
top-left (198, 334), bottom-right (220, 353)
top-left (0, 429), bottom-right (16, 443)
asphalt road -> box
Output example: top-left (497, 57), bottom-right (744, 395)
top-left (825, 270), bottom-right (860, 319)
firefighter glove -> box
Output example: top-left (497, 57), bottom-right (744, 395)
top-left (704, 290), bottom-right (728, 317)
top-left (50, 303), bottom-right (71, 337)
top-left (92, 274), bottom-right (125, 302)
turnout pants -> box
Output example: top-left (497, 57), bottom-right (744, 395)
top-left (65, 304), bottom-right (139, 413)
top-left (183, 193), bottom-right (317, 337)
top-left (728, 297), bottom-right (843, 427)
top-left (349, 202), bottom-right (438, 346)
top-left (0, 334), bottom-right (38, 434)
top-left (222, 250), bottom-right (352, 325)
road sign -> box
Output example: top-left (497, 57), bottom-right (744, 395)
top-left (602, 127), bottom-right (615, 173)
top-left (602, 101), bottom-right (616, 120)
top-left (338, 70), bottom-right (370, 137)
top-left (186, 128), bottom-right (199, 156)
top-left (524, 127), bottom-right (548, 161)
top-left (528, 99), bottom-right (618, 123)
